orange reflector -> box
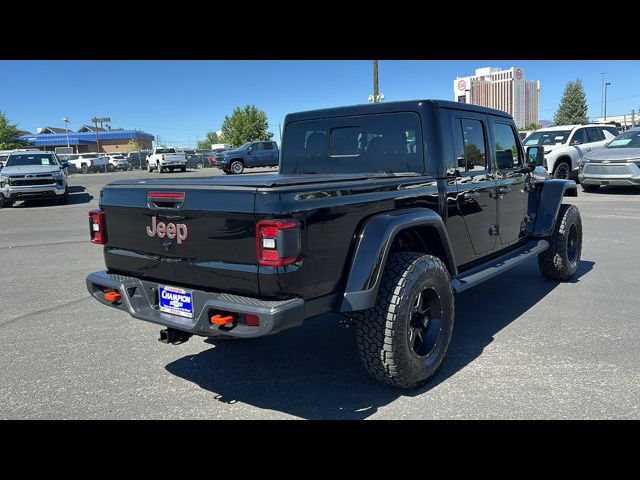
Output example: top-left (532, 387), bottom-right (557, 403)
top-left (104, 290), bottom-right (121, 302)
top-left (210, 314), bottom-right (236, 325)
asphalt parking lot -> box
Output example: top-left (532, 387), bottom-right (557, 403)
top-left (1, 168), bottom-right (638, 419)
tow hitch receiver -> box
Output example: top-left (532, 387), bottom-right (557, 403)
top-left (104, 290), bottom-right (121, 302)
top-left (159, 328), bottom-right (192, 345)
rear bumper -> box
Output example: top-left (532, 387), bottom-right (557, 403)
top-left (86, 270), bottom-right (305, 338)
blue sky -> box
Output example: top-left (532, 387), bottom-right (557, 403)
top-left (1, 60), bottom-right (639, 147)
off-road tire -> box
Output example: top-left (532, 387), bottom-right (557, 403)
top-left (355, 252), bottom-right (455, 389)
top-left (538, 204), bottom-right (582, 281)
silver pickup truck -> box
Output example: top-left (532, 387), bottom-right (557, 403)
top-left (0, 150), bottom-right (69, 207)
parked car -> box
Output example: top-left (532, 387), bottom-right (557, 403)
top-left (212, 141), bottom-right (279, 174)
top-left (126, 151), bottom-right (147, 169)
top-left (86, 99), bottom-right (582, 389)
top-left (0, 150), bottom-right (69, 207)
top-left (105, 153), bottom-right (129, 172)
top-left (66, 153), bottom-right (110, 174)
top-left (522, 124), bottom-right (618, 179)
top-left (578, 127), bottom-right (640, 192)
top-left (185, 154), bottom-right (206, 169)
top-left (115, 158), bottom-right (132, 171)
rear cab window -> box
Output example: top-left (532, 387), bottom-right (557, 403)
top-left (281, 112), bottom-right (424, 175)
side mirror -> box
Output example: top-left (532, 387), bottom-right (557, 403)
top-left (246, 147), bottom-right (253, 154)
top-left (62, 161), bottom-right (70, 169)
top-left (526, 146), bottom-right (545, 168)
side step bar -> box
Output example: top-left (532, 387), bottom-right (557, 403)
top-left (451, 239), bottom-right (549, 293)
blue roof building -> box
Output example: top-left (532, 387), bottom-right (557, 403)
top-left (19, 127), bottom-right (155, 153)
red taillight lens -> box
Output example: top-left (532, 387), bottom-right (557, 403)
top-left (256, 219), bottom-right (301, 266)
top-left (89, 209), bottom-right (106, 244)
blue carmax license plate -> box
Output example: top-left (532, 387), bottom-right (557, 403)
top-left (159, 285), bottom-right (193, 319)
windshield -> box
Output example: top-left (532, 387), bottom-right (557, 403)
top-left (605, 130), bottom-right (640, 149)
top-left (156, 148), bottom-right (176, 154)
top-left (6, 153), bottom-right (59, 167)
top-left (523, 130), bottom-right (571, 146)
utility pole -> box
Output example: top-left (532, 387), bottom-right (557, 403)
top-left (632, 109), bottom-right (636, 127)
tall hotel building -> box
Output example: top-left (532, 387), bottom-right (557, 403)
top-left (453, 67), bottom-right (540, 128)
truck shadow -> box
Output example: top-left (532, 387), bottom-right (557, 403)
top-left (13, 187), bottom-right (93, 208)
top-left (165, 258), bottom-right (594, 419)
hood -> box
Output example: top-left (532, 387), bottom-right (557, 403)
top-left (219, 148), bottom-right (243, 156)
top-left (583, 148), bottom-right (640, 162)
top-left (1, 164), bottom-right (63, 176)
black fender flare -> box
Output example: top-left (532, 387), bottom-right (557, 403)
top-left (533, 179), bottom-right (578, 237)
top-left (340, 208), bottom-right (456, 312)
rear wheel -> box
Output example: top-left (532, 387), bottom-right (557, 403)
top-left (538, 204), bottom-right (582, 281)
top-left (169, 167), bottom-right (175, 173)
top-left (197, 162), bottom-right (203, 169)
top-left (107, 164), bottom-right (115, 172)
top-left (81, 164), bottom-right (89, 174)
top-left (355, 252), bottom-right (455, 389)
top-left (581, 184), bottom-right (600, 193)
top-left (553, 161), bottom-right (571, 179)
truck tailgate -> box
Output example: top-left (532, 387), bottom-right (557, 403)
top-left (100, 181), bottom-right (259, 296)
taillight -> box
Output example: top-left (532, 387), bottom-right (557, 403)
top-left (162, 154), bottom-right (165, 161)
top-left (89, 209), bottom-right (106, 244)
top-left (256, 219), bottom-right (301, 266)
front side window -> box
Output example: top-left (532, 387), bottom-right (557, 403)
top-left (493, 122), bottom-right (522, 169)
top-left (281, 112), bottom-right (423, 174)
top-left (570, 129), bottom-right (587, 145)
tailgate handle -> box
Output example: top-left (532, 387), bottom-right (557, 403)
top-left (147, 191), bottom-right (185, 210)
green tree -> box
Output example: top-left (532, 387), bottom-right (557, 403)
top-left (0, 111), bottom-right (29, 149)
top-left (197, 131), bottom-right (221, 149)
top-left (220, 105), bottom-right (273, 147)
top-left (127, 139), bottom-right (142, 152)
top-left (520, 123), bottom-right (542, 131)
top-left (553, 80), bottom-right (588, 125)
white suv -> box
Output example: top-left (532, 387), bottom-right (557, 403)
top-left (522, 124), bottom-right (619, 179)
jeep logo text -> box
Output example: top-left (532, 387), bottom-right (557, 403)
top-left (146, 216), bottom-right (188, 245)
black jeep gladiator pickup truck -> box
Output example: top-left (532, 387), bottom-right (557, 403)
top-left (87, 100), bottom-right (582, 389)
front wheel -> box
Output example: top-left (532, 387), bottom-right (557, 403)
top-left (180, 166), bottom-right (186, 172)
top-left (57, 187), bottom-right (69, 205)
top-left (0, 195), bottom-right (13, 208)
top-left (355, 252), bottom-right (455, 389)
top-left (230, 160), bottom-right (244, 174)
top-left (81, 164), bottom-right (89, 174)
top-left (553, 161), bottom-right (571, 179)
top-left (107, 164), bottom-right (115, 173)
top-left (147, 163), bottom-right (153, 173)
top-left (538, 204), bottom-right (582, 281)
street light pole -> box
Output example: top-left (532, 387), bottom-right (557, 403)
top-left (368, 60), bottom-right (384, 103)
top-left (604, 82), bottom-right (612, 121)
top-left (600, 72), bottom-right (606, 118)
top-left (61, 117), bottom-right (70, 148)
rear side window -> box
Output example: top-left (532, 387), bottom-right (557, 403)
top-left (281, 112), bottom-right (423, 174)
top-left (586, 127), bottom-right (605, 142)
top-left (262, 142), bottom-right (274, 150)
top-left (602, 127), bottom-right (619, 137)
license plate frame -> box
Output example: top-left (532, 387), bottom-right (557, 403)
top-left (158, 285), bottom-right (194, 319)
